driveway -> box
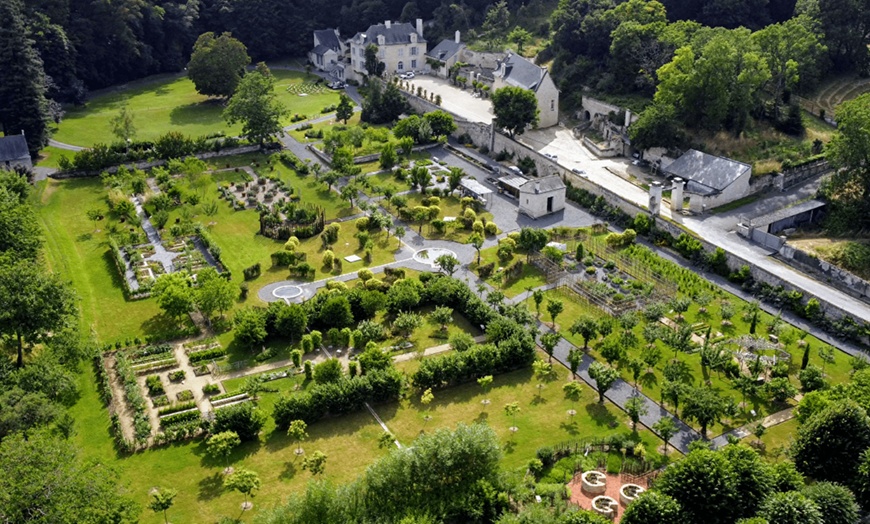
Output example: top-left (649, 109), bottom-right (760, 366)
top-left (408, 75), bottom-right (494, 123)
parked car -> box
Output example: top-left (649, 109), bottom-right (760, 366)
top-left (544, 153), bottom-right (558, 161)
top-left (571, 167), bottom-right (588, 178)
top-left (507, 165), bottom-right (524, 176)
top-left (399, 71), bottom-right (415, 79)
top-left (327, 81), bottom-right (346, 90)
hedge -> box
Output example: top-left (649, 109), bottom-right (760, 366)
top-left (158, 401), bottom-right (198, 416)
top-left (273, 368), bottom-right (403, 429)
top-left (411, 333), bottom-right (536, 390)
top-left (160, 409), bottom-right (203, 427)
top-left (188, 347), bottom-right (227, 363)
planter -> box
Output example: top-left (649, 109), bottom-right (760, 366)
top-left (620, 483), bottom-right (645, 506)
top-left (592, 495), bottom-right (617, 520)
top-left (581, 471), bottom-right (607, 495)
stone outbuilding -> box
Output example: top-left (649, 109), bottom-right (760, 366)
top-left (664, 149), bottom-right (752, 212)
top-left (426, 32), bottom-right (465, 78)
top-left (0, 134), bottom-right (32, 171)
top-left (518, 175), bottom-right (566, 218)
top-left (309, 29), bottom-right (347, 81)
top-left (492, 52), bottom-right (559, 128)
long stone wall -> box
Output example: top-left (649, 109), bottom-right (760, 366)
top-left (654, 217), bottom-right (856, 323)
top-left (778, 244), bottom-right (870, 304)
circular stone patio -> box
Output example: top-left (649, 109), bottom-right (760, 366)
top-left (257, 281), bottom-right (316, 304)
top-left (413, 248), bottom-right (458, 269)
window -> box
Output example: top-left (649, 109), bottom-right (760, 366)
top-left (398, 61), bottom-right (404, 70)
top-left (550, 100), bottom-right (555, 111)
top-left (378, 50), bottom-right (385, 59)
top-left (411, 46), bottom-right (418, 56)
top-left (411, 59), bottom-right (417, 69)
top-left (398, 48), bottom-right (404, 57)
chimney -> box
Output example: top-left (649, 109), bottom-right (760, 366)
top-left (416, 18), bottom-right (423, 37)
top-left (534, 182), bottom-right (541, 194)
top-left (385, 20), bottom-right (391, 29)
top-left (455, 30), bottom-right (461, 44)
top-left (377, 34), bottom-right (385, 45)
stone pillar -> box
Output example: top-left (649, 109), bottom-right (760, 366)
top-left (671, 177), bottom-right (684, 213)
top-left (624, 109), bottom-right (632, 128)
top-left (649, 181), bottom-right (662, 215)
top-left (489, 119), bottom-right (496, 153)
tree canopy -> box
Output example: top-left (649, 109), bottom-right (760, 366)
top-left (223, 63), bottom-right (288, 145)
top-left (187, 32), bottom-right (251, 98)
top-left (491, 86), bottom-right (539, 138)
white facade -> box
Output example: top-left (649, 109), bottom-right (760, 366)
top-left (349, 19), bottom-right (426, 79)
top-left (492, 52), bottom-right (559, 129)
top-left (687, 171), bottom-right (752, 213)
top-left (518, 177), bottom-right (566, 218)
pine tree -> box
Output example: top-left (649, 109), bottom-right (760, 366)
top-left (0, 0), bottom-right (51, 156)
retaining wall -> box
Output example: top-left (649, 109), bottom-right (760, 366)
top-left (778, 244), bottom-right (870, 304)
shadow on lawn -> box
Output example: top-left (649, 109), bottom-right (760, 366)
top-left (585, 402), bottom-right (618, 428)
top-left (197, 472), bottom-right (225, 501)
top-left (169, 102), bottom-right (224, 127)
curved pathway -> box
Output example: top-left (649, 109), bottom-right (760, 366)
top-left (48, 138), bottom-right (86, 151)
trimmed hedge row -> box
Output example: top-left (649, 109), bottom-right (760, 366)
top-left (273, 368), bottom-right (402, 429)
top-left (188, 347), bottom-right (227, 363)
top-left (411, 333), bottom-right (536, 390)
top-left (160, 409), bottom-right (202, 427)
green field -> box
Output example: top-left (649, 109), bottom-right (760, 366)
top-left (52, 71), bottom-right (341, 147)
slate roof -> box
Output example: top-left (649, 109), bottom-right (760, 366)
top-left (751, 199), bottom-right (826, 229)
top-left (665, 149), bottom-right (751, 195)
top-left (314, 29), bottom-right (342, 52)
top-left (498, 52), bottom-right (546, 92)
top-left (312, 44), bottom-right (333, 56)
top-left (427, 39), bottom-right (463, 61)
top-left (355, 22), bottom-right (425, 45)
top-left (0, 135), bottom-right (29, 162)
top-left (519, 175), bottom-right (566, 194)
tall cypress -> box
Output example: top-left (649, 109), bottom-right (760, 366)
top-left (0, 0), bottom-right (51, 157)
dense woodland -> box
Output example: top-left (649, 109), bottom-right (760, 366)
top-left (3, 0), bottom-right (870, 155)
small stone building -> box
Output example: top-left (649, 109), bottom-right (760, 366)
top-left (349, 19), bottom-right (426, 81)
top-left (426, 32), bottom-right (465, 78)
top-left (664, 149), bottom-right (751, 212)
top-left (518, 175), bottom-right (566, 218)
top-left (0, 134), bottom-right (32, 171)
top-left (309, 29), bottom-right (347, 81)
top-left (492, 52), bottom-right (559, 128)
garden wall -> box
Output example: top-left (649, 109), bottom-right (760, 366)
top-left (653, 216), bottom-right (857, 323)
top-left (778, 243), bottom-right (870, 304)
top-left (50, 145), bottom-right (262, 179)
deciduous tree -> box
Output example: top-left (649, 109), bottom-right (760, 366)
top-left (589, 362), bottom-right (619, 403)
top-left (492, 86), bottom-right (539, 137)
top-left (187, 32), bottom-right (251, 98)
top-left (224, 63), bottom-right (288, 145)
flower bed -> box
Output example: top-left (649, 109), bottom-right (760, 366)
top-left (159, 408), bottom-right (202, 428)
top-left (592, 496), bottom-right (617, 519)
top-left (581, 471), bottom-right (607, 495)
top-left (114, 353), bottom-right (152, 443)
top-left (177, 389), bottom-right (194, 401)
top-left (132, 357), bottom-right (178, 375)
top-left (619, 483), bottom-right (645, 506)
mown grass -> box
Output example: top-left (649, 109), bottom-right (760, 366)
top-left (52, 71), bottom-right (340, 147)
top-left (35, 178), bottom-right (196, 343)
top-left (472, 245), bottom-right (547, 298)
top-left (525, 284), bottom-right (852, 439)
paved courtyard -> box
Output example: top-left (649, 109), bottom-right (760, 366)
top-left (407, 75), bottom-right (494, 123)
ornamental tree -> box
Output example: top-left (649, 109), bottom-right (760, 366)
top-left (492, 86), bottom-right (539, 137)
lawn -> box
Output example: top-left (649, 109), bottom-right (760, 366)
top-left (473, 245), bottom-right (547, 297)
top-left (380, 354), bottom-right (665, 470)
top-left (51, 70), bottom-right (341, 147)
top-left (525, 280), bottom-right (853, 439)
top-left (35, 145), bottom-right (75, 168)
top-left (741, 418), bottom-right (798, 461)
top-left (70, 363), bottom-right (387, 524)
top-left (35, 178), bottom-right (196, 343)
top-left (361, 169), bottom-right (414, 197)
top-left (287, 112), bottom-right (362, 143)
top-left (392, 193), bottom-right (498, 242)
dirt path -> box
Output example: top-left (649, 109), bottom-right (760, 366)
top-left (392, 335), bottom-right (487, 363)
top-left (103, 354), bottom-right (136, 443)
